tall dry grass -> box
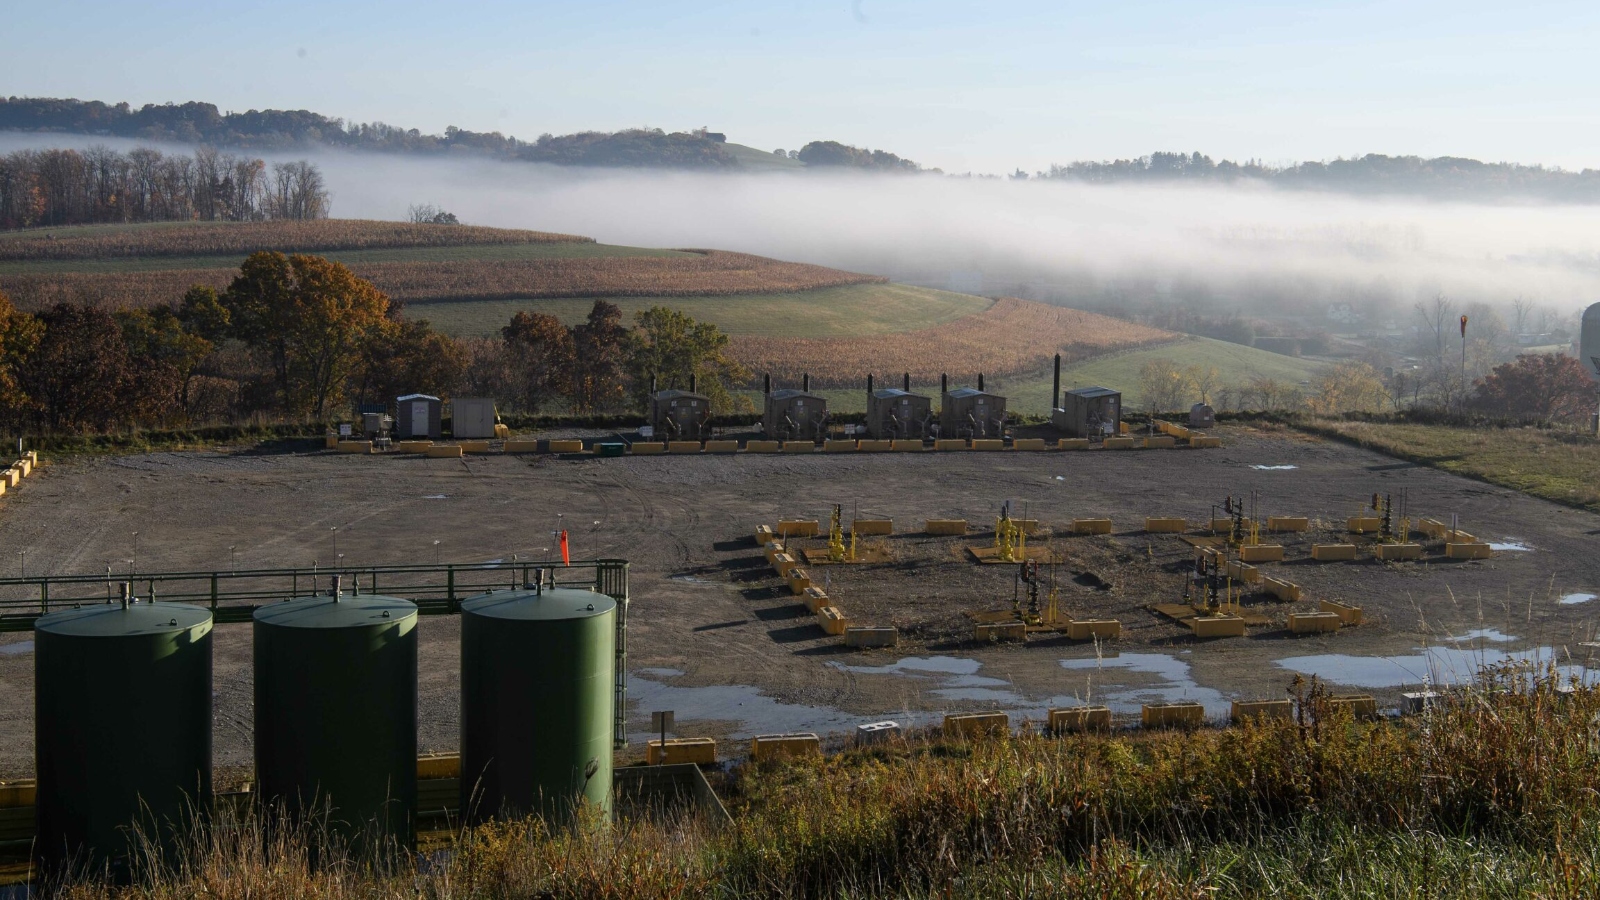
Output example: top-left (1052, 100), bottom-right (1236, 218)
top-left (0, 220), bottom-right (592, 262)
top-left (731, 297), bottom-right (1175, 386)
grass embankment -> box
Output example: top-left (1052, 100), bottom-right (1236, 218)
top-left (50, 673), bottom-right (1600, 899)
top-left (1297, 417), bottom-right (1600, 513)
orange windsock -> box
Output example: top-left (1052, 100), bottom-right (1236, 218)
top-left (559, 530), bottom-right (570, 566)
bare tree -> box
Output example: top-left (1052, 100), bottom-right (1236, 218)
top-left (1414, 293), bottom-right (1454, 362)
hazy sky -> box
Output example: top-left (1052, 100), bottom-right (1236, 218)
top-left (8, 1), bottom-right (1600, 173)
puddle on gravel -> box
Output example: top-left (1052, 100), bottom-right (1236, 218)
top-left (0, 640), bottom-right (33, 657)
top-left (423, 495), bottom-right (448, 500)
top-left (1250, 465), bottom-right (1298, 470)
top-left (670, 574), bottom-right (714, 584)
top-left (1447, 628), bottom-right (1518, 643)
top-left (1275, 645), bottom-right (1594, 690)
top-left (1488, 539), bottom-right (1533, 551)
top-left (626, 672), bottom-right (876, 741)
top-left (1058, 653), bottom-right (1233, 718)
top-left (1560, 593), bottom-right (1597, 605)
top-left (832, 656), bottom-right (1024, 704)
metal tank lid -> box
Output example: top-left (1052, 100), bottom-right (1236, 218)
top-left (460, 587), bottom-right (615, 622)
top-left (36, 602), bottom-right (212, 638)
top-left (254, 592), bottom-right (416, 629)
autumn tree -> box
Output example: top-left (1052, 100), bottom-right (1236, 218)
top-left (627, 306), bottom-right (749, 412)
top-left (220, 252), bottom-right (392, 418)
top-left (0, 289), bottom-right (43, 425)
top-left (1472, 353), bottom-right (1597, 423)
top-left (501, 311), bottom-right (575, 413)
top-left (18, 304), bottom-right (132, 431)
top-left (352, 318), bottom-right (467, 409)
top-left (1306, 361), bottom-right (1389, 414)
top-left (567, 300), bottom-right (633, 413)
top-left (116, 304), bottom-right (214, 421)
top-left (1137, 359), bottom-right (1196, 413)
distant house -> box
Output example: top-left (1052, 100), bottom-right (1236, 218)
top-left (693, 127), bottom-right (727, 143)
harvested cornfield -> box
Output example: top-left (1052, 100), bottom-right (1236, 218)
top-left (0, 250), bottom-right (887, 311)
top-left (731, 297), bottom-right (1174, 386)
top-left (0, 219), bottom-right (592, 262)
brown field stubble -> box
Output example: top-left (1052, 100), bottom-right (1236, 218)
top-left (0, 219), bottom-right (592, 261)
top-left (730, 297), bottom-right (1174, 385)
top-left (0, 250), bottom-right (887, 311)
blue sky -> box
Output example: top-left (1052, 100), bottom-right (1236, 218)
top-left (7, 0), bottom-right (1600, 173)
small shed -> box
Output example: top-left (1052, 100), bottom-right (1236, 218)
top-left (763, 389), bottom-right (829, 441)
top-left (451, 397), bottom-right (498, 439)
top-left (866, 388), bottom-right (932, 440)
top-left (940, 387), bottom-right (1007, 439)
top-left (650, 389), bottom-right (712, 441)
top-left (1189, 403), bottom-right (1216, 429)
top-left (1054, 386), bottom-right (1121, 438)
top-left (397, 394), bottom-right (442, 439)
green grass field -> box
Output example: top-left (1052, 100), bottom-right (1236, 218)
top-left (0, 241), bottom-right (689, 275)
top-left (722, 141), bottom-right (806, 171)
top-left (772, 335), bottom-right (1329, 415)
top-left (411, 283), bottom-right (991, 338)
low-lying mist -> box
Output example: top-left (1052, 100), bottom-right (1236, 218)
top-left (7, 132), bottom-right (1600, 328)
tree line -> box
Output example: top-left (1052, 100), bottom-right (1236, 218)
top-left (0, 253), bottom-right (747, 437)
top-left (0, 146), bottom-right (329, 229)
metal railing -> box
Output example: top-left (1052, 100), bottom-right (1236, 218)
top-left (0, 558), bottom-right (633, 747)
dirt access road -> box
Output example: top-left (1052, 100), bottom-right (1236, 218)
top-left (1, 424), bottom-right (1597, 777)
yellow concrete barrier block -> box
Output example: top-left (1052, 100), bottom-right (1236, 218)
top-left (1048, 706), bottom-right (1112, 733)
top-left (1417, 518), bottom-right (1448, 539)
top-left (755, 525), bottom-right (776, 545)
top-left (975, 621), bottom-right (1027, 642)
top-left (1261, 576), bottom-right (1303, 602)
top-left (1238, 544), bottom-right (1285, 563)
top-left (845, 626), bottom-right (899, 648)
top-left (325, 434), bottom-right (339, 449)
top-left (823, 439), bottom-right (858, 452)
top-left (1375, 542), bottom-right (1423, 561)
top-left (1268, 516), bottom-right (1309, 532)
top-left (1143, 435), bottom-right (1176, 449)
top-left (777, 519), bottom-right (820, 537)
top-left (1145, 517), bottom-right (1188, 533)
top-left (1188, 436), bottom-right (1222, 448)
top-left (1347, 516), bottom-right (1382, 534)
top-left (1012, 438), bottom-right (1047, 451)
top-left (763, 541), bottom-right (787, 564)
top-left (336, 440), bottom-right (373, 454)
top-left (857, 439), bottom-right (892, 452)
top-left (704, 440), bottom-right (740, 453)
top-left (667, 440), bottom-right (703, 454)
top-left (648, 737), bottom-right (717, 765)
top-left (744, 440), bottom-right (781, 453)
top-left (1231, 699), bottom-right (1293, 722)
top-left (782, 440), bottom-right (816, 453)
top-left (495, 423), bottom-right (511, 440)
top-left (0, 480), bottom-right (7, 497)
top-left (545, 439), bottom-right (584, 453)
top-left (1225, 560), bottom-right (1261, 584)
top-left (817, 605), bottom-right (850, 635)
top-left (1190, 615), bottom-right (1246, 637)
top-left (1058, 438), bottom-right (1089, 450)
top-left (750, 733), bottom-right (820, 762)
top-left (1446, 542), bottom-right (1492, 559)
top-left (1445, 529), bottom-right (1476, 543)
top-left (1311, 544), bottom-right (1357, 562)
top-left (3, 468), bottom-right (20, 488)
top-left (1142, 702), bottom-right (1205, 728)
top-left (890, 439), bottom-right (925, 451)
top-left (1103, 436), bottom-right (1135, 449)
top-left (503, 440), bottom-right (539, 453)
top-left (458, 440), bottom-right (491, 453)
top-left (631, 442), bottom-right (666, 455)
top-left (1071, 518), bottom-right (1113, 535)
top-left (416, 754), bottom-right (462, 780)
top-left (925, 519), bottom-right (968, 536)
top-left (1319, 599), bottom-right (1364, 625)
top-left (934, 439), bottom-right (966, 451)
top-left (397, 440), bottom-right (432, 453)
top-left (1017, 519), bottom-right (1043, 535)
top-left (1328, 695), bottom-right (1379, 719)
top-left (786, 568), bottom-right (813, 595)
top-left (425, 444), bottom-right (464, 458)
top-left (772, 552), bottom-right (799, 577)
top-left (852, 518), bottom-right (893, 535)
top-left (1210, 517), bottom-right (1235, 533)
top-left (944, 712), bottom-right (1009, 738)
top-left (802, 586), bottom-right (830, 613)
top-left (970, 439), bottom-right (1004, 452)
top-left (1066, 619), bottom-right (1121, 640)
top-left (1288, 611), bottom-right (1342, 634)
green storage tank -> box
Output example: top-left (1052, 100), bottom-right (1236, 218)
top-left (254, 584), bottom-right (418, 850)
top-left (460, 586), bottom-right (615, 825)
top-left (34, 598), bottom-right (213, 877)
